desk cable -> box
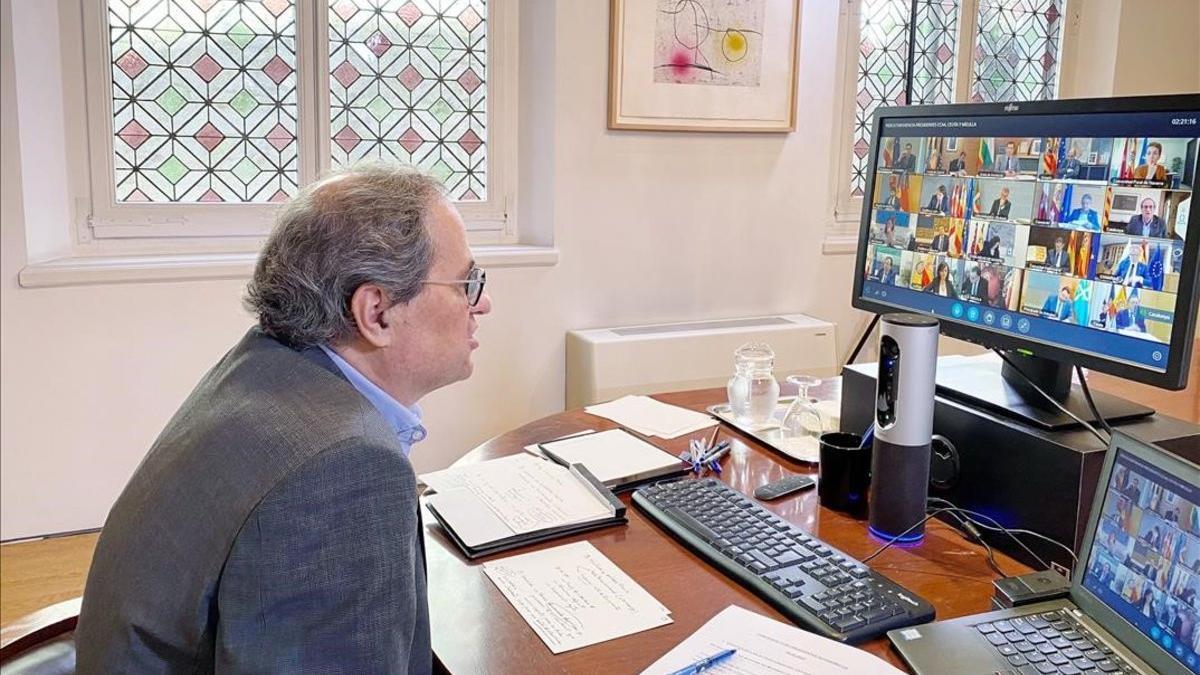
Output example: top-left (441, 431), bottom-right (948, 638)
top-left (992, 349), bottom-right (1109, 446)
top-left (861, 499), bottom-right (1079, 578)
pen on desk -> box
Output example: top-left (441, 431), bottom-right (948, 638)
top-left (666, 648), bottom-right (736, 675)
top-left (700, 439), bottom-right (731, 464)
top-left (704, 424), bottom-right (720, 450)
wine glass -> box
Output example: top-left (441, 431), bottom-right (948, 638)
top-left (779, 375), bottom-right (825, 462)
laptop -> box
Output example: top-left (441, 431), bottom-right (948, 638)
top-left (889, 430), bottom-right (1200, 675)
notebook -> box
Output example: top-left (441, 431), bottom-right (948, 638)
top-left (421, 453), bottom-right (627, 560)
top-left (889, 431), bottom-right (1200, 675)
top-left (537, 428), bottom-right (687, 492)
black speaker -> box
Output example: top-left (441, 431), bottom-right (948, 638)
top-left (868, 313), bottom-right (940, 542)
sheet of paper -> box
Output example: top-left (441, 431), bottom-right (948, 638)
top-left (420, 454), bottom-right (613, 535)
top-left (539, 428), bottom-right (680, 485)
top-left (523, 429), bottom-right (596, 458)
top-left (424, 488), bottom-right (514, 547)
top-left (483, 541), bottom-right (672, 654)
top-left (584, 395), bottom-right (716, 439)
top-left (639, 605), bottom-right (904, 675)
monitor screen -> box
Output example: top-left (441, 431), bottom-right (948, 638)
top-left (852, 97), bottom-right (1200, 388)
top-left (1081, 448), bottom-right (1200, 673)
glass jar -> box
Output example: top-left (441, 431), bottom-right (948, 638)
top-left (727, 342), bottom-right (779, 426)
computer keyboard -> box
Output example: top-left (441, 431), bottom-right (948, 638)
top-left (633, 478), bottom-right (935, 643)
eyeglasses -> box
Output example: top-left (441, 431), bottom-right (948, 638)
top-left (422, 265), bottom-right (487, 306)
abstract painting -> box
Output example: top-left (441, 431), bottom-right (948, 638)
top-left (653, 0), bottom-right (765, 87)
top-left (609, 0), bottom-right (800, 131)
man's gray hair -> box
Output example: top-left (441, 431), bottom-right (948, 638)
top-left (245, 161), bottom-right (443, 348)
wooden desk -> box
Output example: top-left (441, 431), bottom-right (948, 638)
top-left (425, 382), bottom-right (1034, 673)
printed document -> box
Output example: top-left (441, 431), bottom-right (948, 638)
top-left (640, 605), bottom-right (903, 674)
top-left (483, 541), bottom-right (672, 654)
top-left (538, 428), bottom-right (680, 485)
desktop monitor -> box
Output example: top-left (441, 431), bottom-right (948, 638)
top-left (852, 95), bottom-right (1200, 426)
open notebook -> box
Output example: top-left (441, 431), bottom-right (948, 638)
top-left (421, 453), bottom-right (626, 560)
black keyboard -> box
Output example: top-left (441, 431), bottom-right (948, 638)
top-left (975, 609), bottom-right (1137, 674)
top-left (633, 478), bottom-right (935, 643)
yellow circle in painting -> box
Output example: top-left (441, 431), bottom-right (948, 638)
top-left (722, 30), bottom-right (748, 62)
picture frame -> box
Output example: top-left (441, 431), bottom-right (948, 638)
top-left (1030, 138), bottom-right (1042, 154)
top-left (1089, 151), bottom-right (1100, 164)
top-left (608, 0), bottom-right (802, 132)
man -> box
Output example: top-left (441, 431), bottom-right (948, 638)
top-left (960, 264), bottom-right (984, 299)
top-left (1133, 141), bottom-right (1167, 182)
top-left (988, 186), bottom-right (1012, 218)
top-left (879, 256), bottom-right (898, 285)
top-left (930, 224), bottom-right (951, 252)
top-left (76, 163), bottom-right (493, 672)
top-left (948, 150), bottom-right (967, 174)
top-left (1056, 145), bottom-right (1083, 179)
top-left (1126, 197), bottom-right (1166, 237)
top-left (994, 140), bottom-right (1020, 175)
top-left (1114, 244), bottom-right (1149, 287)
top-left (896, 143), bottom-right (916, 171)
top-left (1065, 192), bottom-right (1101, 230)
top-left (1116, 294), bottom-right (1148, 333)
top-left (926, 184), bottom-right (949, 213)
top-left (1041, 286), bottom-right (1073, 321)
top-left (1046, 236), bottom-right (1070, 272)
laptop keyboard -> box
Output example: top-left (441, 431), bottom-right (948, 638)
top-left (975, 609), bottom-right (1137, 674)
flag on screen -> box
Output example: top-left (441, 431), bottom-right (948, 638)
top-left (1073, 280), bottom-right (1091, 325)
top-left (1060, 183), bottom-right (1074, 224)
top-left (952, 222), bottom-right (963, 255)
top-left (980, 138), bottom-right (994, 169)
top-left (1147, 243), bottom-right (1164, 291)
top-left (1043, 138), bottom-right (1059, 176)
top-left (1138, 138), bottom-right (1148, 166)
top-left (898, 172), bottom-right (911, 208)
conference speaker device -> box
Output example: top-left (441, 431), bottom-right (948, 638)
top-left (868, 313), bottom-right (939, 543)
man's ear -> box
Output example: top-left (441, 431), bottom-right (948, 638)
top-left (348, 283), bottom-right (395, 348)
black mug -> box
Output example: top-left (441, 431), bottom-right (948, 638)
top-left (818, 432), bottom-right (871, 517)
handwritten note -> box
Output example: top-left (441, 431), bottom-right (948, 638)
top-left (482, 541), bottom-right (672, 654)
top-left (420, 454), bottom-right (613, 535)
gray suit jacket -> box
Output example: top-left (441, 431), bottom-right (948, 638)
top-left (76, 329), bottom-right (431, 673)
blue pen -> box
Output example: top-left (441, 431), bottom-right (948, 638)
top-left (666, 648), bottom-right (736, 675)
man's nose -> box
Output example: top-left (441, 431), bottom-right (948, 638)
top-left (472, 291), bottom-right (493, 315)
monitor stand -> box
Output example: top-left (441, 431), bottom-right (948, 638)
top-left (934, 352), bottom-right (1154, 431)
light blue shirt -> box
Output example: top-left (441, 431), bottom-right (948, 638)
top-left (319, 345), bottom-right (426, 456)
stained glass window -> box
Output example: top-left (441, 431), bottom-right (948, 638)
top-left (971, 0), bottom-right (1064, 103)
top-left (108, 0), bottom-right (298, 203)
top-left (329, 0), bottom-right (487, 201)
top-left (851, 0), bottom-right (959, 197)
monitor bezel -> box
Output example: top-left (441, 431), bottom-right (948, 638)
top-left (851, 94), bottom-right (1200, 390)
top-left (1070, 430), bottom-right (1200, 675)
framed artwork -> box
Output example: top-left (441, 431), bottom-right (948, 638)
top-left (1030, 138), bottom-right (1042, 154)
top-left (1089, 151), bottom-right (1100, 164)
top-left (608, 0), bottom-right (801, 132)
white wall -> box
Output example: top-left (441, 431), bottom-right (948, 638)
top-left (3, 1), bottom-right (1196, 540)
top-left (1, 0), bottom-right (861, 540)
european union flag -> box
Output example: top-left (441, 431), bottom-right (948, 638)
top-left (1147, 244), bottom-right (1165, 291)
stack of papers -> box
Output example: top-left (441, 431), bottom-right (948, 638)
top-left (420, 454), bottom-right (615, 547)
top-left (483, 541), bottom-right (672, 654)
top-left (640, 605), bottom-right (903, 674)
top-left (584, 395), bottom-right (716, 439)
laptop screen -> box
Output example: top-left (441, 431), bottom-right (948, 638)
top-left (1081, 447), bottom-right (1200, 673)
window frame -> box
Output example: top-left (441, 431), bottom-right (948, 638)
top-left (828, 0), bottom-right (1079, 238)
top-left (76, 0), bottom-right (517, 246)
